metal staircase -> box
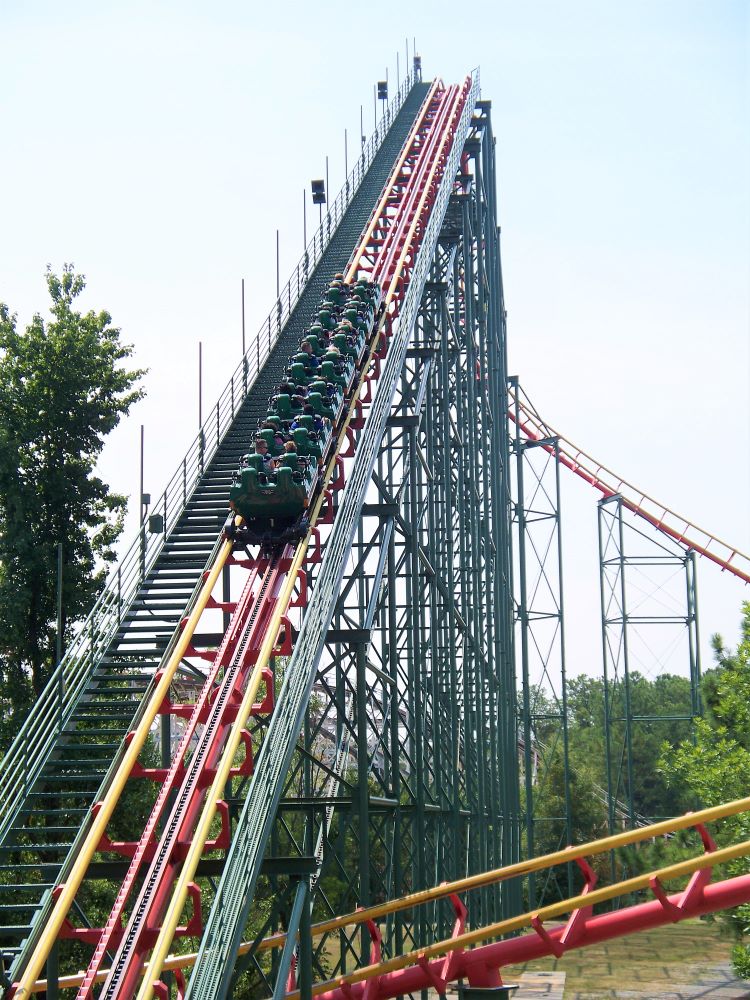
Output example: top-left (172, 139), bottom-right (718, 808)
top-left (0, 76), bottom-right (431, 986)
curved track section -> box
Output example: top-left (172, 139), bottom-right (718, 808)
top-left (35, 796), bottom-right (750, 997)
top-left (510, 385), bottom-right (750, 584)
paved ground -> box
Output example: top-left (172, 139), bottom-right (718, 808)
top-left (501, 921), bottom-right (750, 998)
top-left (443, 972), bottom-right (566, 1000)
top-left (513, 970), bottom-right (566, 997)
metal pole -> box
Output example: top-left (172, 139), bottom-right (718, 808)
top-left (46, 942), bottom-right (59, 1000)
top-left (687, 552), bottom-right (702, 717)
top-left (360, 105), bottom-right (364, 147)
top-left (344, 129), bottom-right (348, 183)
top-left (513, 388), bottom-right (535, 909)
top-left (598, 500), bottom-right (617, 879)
top-left (140, 423), bottom-right (146, 579)
top-left (276, 229), bottom-right (280, 300)
top-left (325, 157), bottom-right (329, 221)
top-left (198, 342), bottom-right (203, 430)
top-left (616, 499), bottom-right (636, 831)
top-left (303, 189), bottom-right (307, 250)
top-left (241, 278), bottom-right (246, 357)
top-left (140, 424), bottom-right (145, 523)
top-left (356, 640), bottom-right (370, 965)
top-left (56, 540), bottom-right (64, 732)
top-left (298, 878), bottom-right (312, 1000)
top-left (56, 542), bottom-right (63, 666)
top-left (553, 438), bottom-right (574, 897)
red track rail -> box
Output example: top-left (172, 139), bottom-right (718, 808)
top-left (74, 549), bottom-right (292, 999)
top-left (353, 77), bottom-right (472, 301)
top-left (13, 76), bottom-right (478, 1000)
top-left (510, 392), bottom-right (750, 585)
top-left (316, 870), bottom-right (750, 1000)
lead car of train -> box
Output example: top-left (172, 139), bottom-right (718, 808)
top-left (226, 274), bottom-right (382, 547)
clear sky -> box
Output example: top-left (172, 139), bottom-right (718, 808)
top-left (1, 1), bottom-right (748, 685)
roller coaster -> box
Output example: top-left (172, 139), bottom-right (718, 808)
top-left (1, 66), bottom-right (749, 1000)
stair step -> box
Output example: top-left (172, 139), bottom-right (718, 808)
top-left (0, 884), bottom-right (53, 893)
top-left (0, 84), bottom-right (426, 901)
top-left (0, 843), bottom-right (70, 855)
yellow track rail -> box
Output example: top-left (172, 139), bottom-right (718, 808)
top-left (27, 793), bottom-right (750, 994)
top-left (17, 250), bottom-right (392, 997)
top-left (135, 78), bottom-right (469, 999)
top-left (289, 835), bottom-right (750, 1000)
top-left (135, 306), bottom-right (397, 997)
top-left (344, 79), bottom-right (441, 286)
top-left (14, 537), bottom-right (235, 998)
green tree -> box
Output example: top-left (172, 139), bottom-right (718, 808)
top-left (566, 671), bottom-right (695, 820)
top-left (0, 266), bottom-right (145, 740)
top-left (659, 603), bottom-right (750, 978)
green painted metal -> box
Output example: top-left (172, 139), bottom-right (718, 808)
top-left (186, 89), bottom-right (526, 1000)
top-left (598, 494), bottom-right (702, 854)
top-left (0, 72), bottom-right (427, 990)
top-left (510, 399), bottom-right (573, 906)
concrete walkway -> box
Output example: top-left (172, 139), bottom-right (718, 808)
top-left (501, 921), bottom-right (750, 998)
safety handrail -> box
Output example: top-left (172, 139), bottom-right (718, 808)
top-left (300, 836), bottom-right (750, 999)
top-left (183, 70), bottom-right (481, 1000)
top-left (0, 71), bottom-right (419, 846)
top-left (509, 385), bottom-right (750, 585)
top-left (30, 791), bottom-right (750, 995)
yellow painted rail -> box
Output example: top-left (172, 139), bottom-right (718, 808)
top-left (134, 302), bottom-right (398, 997)
top-left (27, 794), bottom-right (750, 995)
top-left (13, 536), bottom-right (235, 999)
top-left (288, 834), bottom-right (750, 1000)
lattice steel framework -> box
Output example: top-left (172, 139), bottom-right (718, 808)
top-left (509, 388), bottom-right (572, 908)
top-left (220, 100), bottom-right (522, 999)
top-left (598, 494), bottom-right (701, 843)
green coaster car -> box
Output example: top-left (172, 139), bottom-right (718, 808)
top-left (229, 453), bottom-right (318, 542)
top-left (226, 275), bottom-right (382, 547)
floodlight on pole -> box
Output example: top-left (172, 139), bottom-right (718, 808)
top-left (311, 178), bottom-right (326, 226)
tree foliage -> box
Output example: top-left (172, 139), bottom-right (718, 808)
top-left (563, 671), bottom-right (696, 822)
top-left (527, 670), bottom-right (697, 902)
top-left (658, 603), bottom-right (750, 978)
top-left (0, 266), bottom-right (145, 739)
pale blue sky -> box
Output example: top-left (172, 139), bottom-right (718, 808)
top-left (1, 0), bottom-right (748, 679)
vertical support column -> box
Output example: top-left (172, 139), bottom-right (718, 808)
top-left (355, 639), bottom-right (371, 965)
top-left (45, 942), bottom-right (59, 1000)
top-left (511, 396), bottom-right (572, 901)
top-left (687, 552), bottom-right (702, 718)
top-left (386, 515), bottom-right (404, 960)
top-left (299, 877), bottom-right (312, 1000)
top-left (407, 421), bottom-right (427, 942)
top-left (478, 103), bottom-right (522, 917)
top-left (599, 494), bottom-right (701, 847)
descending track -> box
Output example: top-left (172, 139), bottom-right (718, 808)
top-left (4, 62), bottom-right (748, 1000)
top-left (510, 384), bottom-right (750, 584)
top-left (7, 71), bottom-right (478, 999)
top-left (29, 796), bottom-right (750, 997)
top-left (0, 72), bottom-right (431, 996)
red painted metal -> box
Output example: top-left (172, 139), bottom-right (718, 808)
top-left (74, 551), bottom-right (289, 998)
top-left (510, 404), bottom-right (750, 585)
top-left (317, 870), bottom-right (750, 1000)
top-left (28, 77), bottom-right (478, 1000)
top-left (353, 78), bottom-right (473, 315)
